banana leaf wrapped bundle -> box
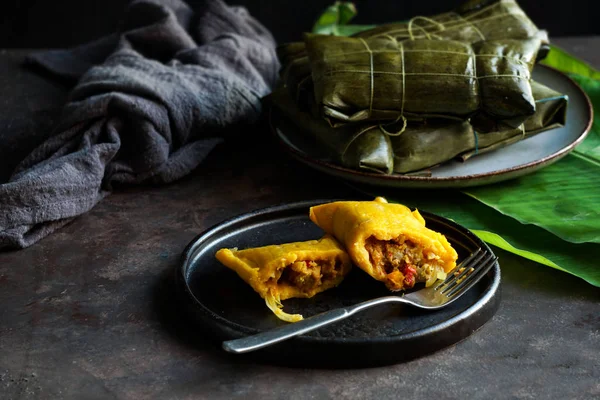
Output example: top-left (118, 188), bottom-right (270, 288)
top-left (278, 0), bottom-right (549, 105)
top-left (269, 88), bottom-right (394, 174)
top-left (392, 81), bottom-right (568, 173)
top-left (270, 80), bottom-right (567, 175)
top-left (305, 34), bottom-right (541, 125)
top-left (360, 0), bottom-right (549, 49)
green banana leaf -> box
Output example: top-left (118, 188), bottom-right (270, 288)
top-left (469, 230), bottom-right (567, 273)
top-left (560, 74), bottom-right (600, 161)
top-left (542, 45), bottom-right (600, 80)
top-left (466, 50), bottom-right (600, 245)
top-left (307, 1), bottom-right (600, 285)
top-left (312, 1), bottom-right (358, 35)
top-left (310, 0), bottom-right (375, 36)
top-left (464, 155), bottom-right (600, 244)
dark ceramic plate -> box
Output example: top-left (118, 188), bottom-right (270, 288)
top-left (270, 65), bottom-right (592, 189)
top-left (177, 200), bottom-right (501, 367)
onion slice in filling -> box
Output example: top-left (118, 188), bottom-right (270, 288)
top-left (265, 290), bottom-right (304, 322)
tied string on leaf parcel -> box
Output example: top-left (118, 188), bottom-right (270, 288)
top-left (314, 34), bottom-right (532, 142)
top-left (368, 1), bottom-right (533, 41)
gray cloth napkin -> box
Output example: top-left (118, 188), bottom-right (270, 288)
top-left (0, 0), bottom-right (279, 250)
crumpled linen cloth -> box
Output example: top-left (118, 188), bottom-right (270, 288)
top-left (0, 0), bottom-right (279, 250)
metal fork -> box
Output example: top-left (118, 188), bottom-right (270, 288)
top-left (222, 248), bottom-right (497, 354)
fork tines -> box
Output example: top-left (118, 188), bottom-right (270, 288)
top-left (434, 248), bottom-right (497, 298)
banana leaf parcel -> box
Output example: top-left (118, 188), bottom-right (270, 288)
top-left (305, 34), bottom-right (541, 125)
top-left (269, 88), bottom-right (394, 174)
top-left (359, 0), bottom-right (549, 49)
top-left (278, 0), bottom-right (549, 106)
top-left (392, 81), bottom-right (568, 173)
top-left (269, 80), bottom-right (566, 175)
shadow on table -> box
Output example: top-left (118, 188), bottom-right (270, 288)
top-left (150, 264), bottom-right (263, 367)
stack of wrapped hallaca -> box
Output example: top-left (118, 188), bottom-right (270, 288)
top-left (270, 0), bottom-right (568, 174)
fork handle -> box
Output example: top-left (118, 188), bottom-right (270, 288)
top-left (222, 308), bottom-right (350, 354)
top-left (222, 296), bottom-right (402, 354)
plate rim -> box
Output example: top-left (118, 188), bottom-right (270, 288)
top-left (179, 199), bottom-right (501, 345)
top-left (269, 64), bottom-right (593, 186)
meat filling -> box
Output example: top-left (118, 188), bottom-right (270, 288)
top-left (279, 258), bottom-right (342, 293)
top-left (365, 236), bottom-right (445, 291)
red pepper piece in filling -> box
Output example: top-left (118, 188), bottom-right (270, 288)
top-left (403, 265), bottom-right (417, 288)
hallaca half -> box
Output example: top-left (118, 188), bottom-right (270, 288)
top-left (309, 197), bottom-right (458, 292)
top-left (215, 235), bottom-right (352, 322)
top-left (305, 34), bottom-right (541, 125)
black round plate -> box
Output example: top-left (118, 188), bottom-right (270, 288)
top-left (177, 200), bottom-right (501, 368)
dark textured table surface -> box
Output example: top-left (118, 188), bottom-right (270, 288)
top-left (1, 38), bottom-right (599, 400)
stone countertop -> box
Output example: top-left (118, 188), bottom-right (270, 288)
top-left (0, 37), bottom-right (599, 400)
